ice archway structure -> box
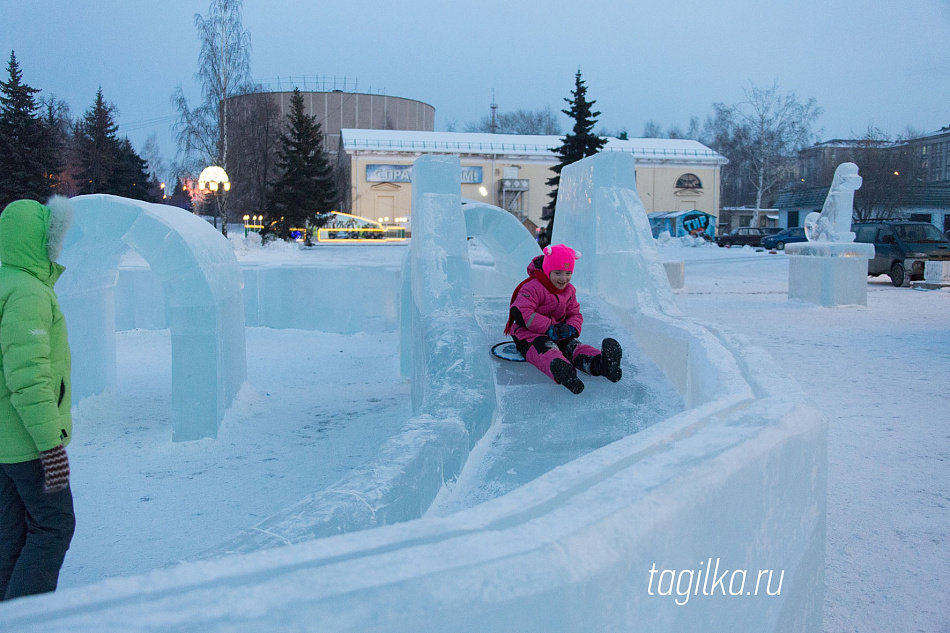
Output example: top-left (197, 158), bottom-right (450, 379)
top-left (56, 194), bottom-right (246, 441)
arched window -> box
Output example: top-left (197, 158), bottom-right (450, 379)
top-left (676, 173), bottom-right (703, 189)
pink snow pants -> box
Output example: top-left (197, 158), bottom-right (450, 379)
top-left (521, 337), bottom-right (601, 383)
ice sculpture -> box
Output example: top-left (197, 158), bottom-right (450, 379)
top-left (803, 162), bottom-right (862, 242)
top-left (786, 163), bottom-right (874, 305)
top-left (0, 157), bottom-right (827, 633)
top-left (56, 194), bottom-right (246, 440)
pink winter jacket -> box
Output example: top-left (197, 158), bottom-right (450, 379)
top-left (507, 256), bottom-right (584, 343)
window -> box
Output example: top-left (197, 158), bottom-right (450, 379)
top-left (675, 173), bottom-right (702, 189)
top-left (854, 226), bottom-right (877, 243)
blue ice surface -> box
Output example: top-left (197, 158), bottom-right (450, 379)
top-left (429, 293), bottom-right (684, 515)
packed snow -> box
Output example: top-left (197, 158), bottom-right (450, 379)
top-left (665, 240), bottom-right (950, 632)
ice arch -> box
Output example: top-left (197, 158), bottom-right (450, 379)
top-left (56, 194), bottom-right (246, 441)
top-left (462, 200), bottom-right (541, 295)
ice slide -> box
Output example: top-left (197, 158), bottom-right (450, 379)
top-left (0, 154), bottom-right (827, 632)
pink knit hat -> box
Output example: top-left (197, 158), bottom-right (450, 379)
top-left (542, 244), bottom-right (580, 275)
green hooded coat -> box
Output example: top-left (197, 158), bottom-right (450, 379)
top-left (0, 198), bottom-right (72, 463)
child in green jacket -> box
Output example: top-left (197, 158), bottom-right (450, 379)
top-left (0, 197), bottom-right (75, 600)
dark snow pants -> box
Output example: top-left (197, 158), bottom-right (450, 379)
top-left (0, 459), bottom-right (75, 600)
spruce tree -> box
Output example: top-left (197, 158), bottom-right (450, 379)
top-left (41, 96), bottom-right (72, 196)
top-left (0, 52), bottom-right (54, 206)
top-left (541, 70), bottom-right (606, 247)
top-left (268, 88), bottom-right (337, 242)
top-left (107, 138), bottom-right (155, 201)
top-left (167, 177), bottom-right (193, 210)
top-left (74, 88), bottom-right (120, 194)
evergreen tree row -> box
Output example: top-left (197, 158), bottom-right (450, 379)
top-left (0, 52), bottom-right (163, 209)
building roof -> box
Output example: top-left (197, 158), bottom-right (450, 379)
top-left (904, 182), bottom-right (950, 208)
top-left (339, 129), bottom-right (727, 165)
top-left (917, 126), bottom-right (950, 142)
top-left (773, 187), bottom-right (828, 210)
top-left (774, 183), bottom-right (950, 211)
top-left (648, 209), bottom-right (714, 218)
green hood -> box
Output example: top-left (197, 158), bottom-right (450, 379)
top-left (0, 199), bottom-right (64, 285)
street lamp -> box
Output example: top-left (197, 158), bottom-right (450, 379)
top-left (198, 165), bottom-right (231, 235)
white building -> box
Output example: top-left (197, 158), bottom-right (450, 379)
top-left (337, 130), bottom-right (727, 234)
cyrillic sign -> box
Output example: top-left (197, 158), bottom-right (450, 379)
top-left (366, 164), bottom-right (483, 184)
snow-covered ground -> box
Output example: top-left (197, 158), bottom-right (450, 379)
top-left (36, 239), bottom-right (950, 631)
top-left (664, 240), bottom-right (950, 633)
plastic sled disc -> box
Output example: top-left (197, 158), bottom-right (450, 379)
top-left (491, 341), bottom-right (525, 362)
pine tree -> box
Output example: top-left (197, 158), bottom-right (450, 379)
top-left (268, 88), bottom-right (337, 242)
top-left (167, 177), bottom-right (193, 210)
top-left (107, 138), bottom-right (155, 201)
top-left (74, 88), bottom-right (120, 194)
top-left (541, 70), bottom-right (606, 247)
top-left (0, 52), bottom-right (55, 206)
top-left (40, 96), bottom-right (72, 196)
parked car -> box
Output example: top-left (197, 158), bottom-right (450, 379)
top-left (853, 220), bottom-right (950, 286)
top-left (715, 226), bottom-right (769, 248)
top-left (762, 227), bottom-right (807, 250)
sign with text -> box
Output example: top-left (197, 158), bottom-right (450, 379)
top-left (366, 164), bottom-right (483, 184)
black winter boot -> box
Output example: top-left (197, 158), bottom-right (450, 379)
top-left (591, 338), bottom-right (623, 382)
top-left (551, 358), bottom-right (585, 394)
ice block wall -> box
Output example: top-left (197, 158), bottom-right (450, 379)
top-left (57, 194), bottom-right (246, 441)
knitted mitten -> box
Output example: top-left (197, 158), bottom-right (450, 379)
top-left (39, 445), bottom-right (70, 493)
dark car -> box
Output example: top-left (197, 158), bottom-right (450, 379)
top-left (761, 227), bottom-right (807, 250)
top-left (715, 226), bottom-right (768, 248)
top-left (853, 220), bottom-right (950, 286)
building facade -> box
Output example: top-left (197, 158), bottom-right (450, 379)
top-left (225, 90), bottom-right (436, 159)
top-left (337, 130), bottom-right (727, 233)
top-left (780, 127), bottom-right (950, 232)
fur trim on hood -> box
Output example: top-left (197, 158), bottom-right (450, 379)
top-left (46, 195), bottom-right (74, 262)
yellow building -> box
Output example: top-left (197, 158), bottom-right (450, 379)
top-left (338, 130), bottom-right (727, 233)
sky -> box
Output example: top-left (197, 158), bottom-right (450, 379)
top-left (1, 0), bottom-right (948, 172)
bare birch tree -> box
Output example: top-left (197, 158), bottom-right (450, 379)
top-left (713, 82), bottom-right (821, 225)
top-left (172, 0), bottom-right (253, 233)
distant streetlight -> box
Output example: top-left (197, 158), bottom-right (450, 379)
top-left (198, 165), bottom-right (231, 234)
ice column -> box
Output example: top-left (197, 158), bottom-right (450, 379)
top-left (405, 156), bottom-right (495, 443)
top-left (552, 151), bottom-right (677, 314)
top-left (786, 162), bottom-right (874, 306)
top-left (57, 194), bottom-right (246, 440)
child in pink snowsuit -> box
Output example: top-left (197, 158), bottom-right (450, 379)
top-left (504, 244), bottom-right (622, 394)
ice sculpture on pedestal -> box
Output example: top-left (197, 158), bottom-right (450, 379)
top-left (803, 162), bottom-right (862, 243)
top-left (786, 163), bottom-right (875, 306)
top-left (57, 194), bottom-right (246, 440)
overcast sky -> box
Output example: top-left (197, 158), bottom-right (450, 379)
top-left (1, 0), bottom-right (948, 170)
